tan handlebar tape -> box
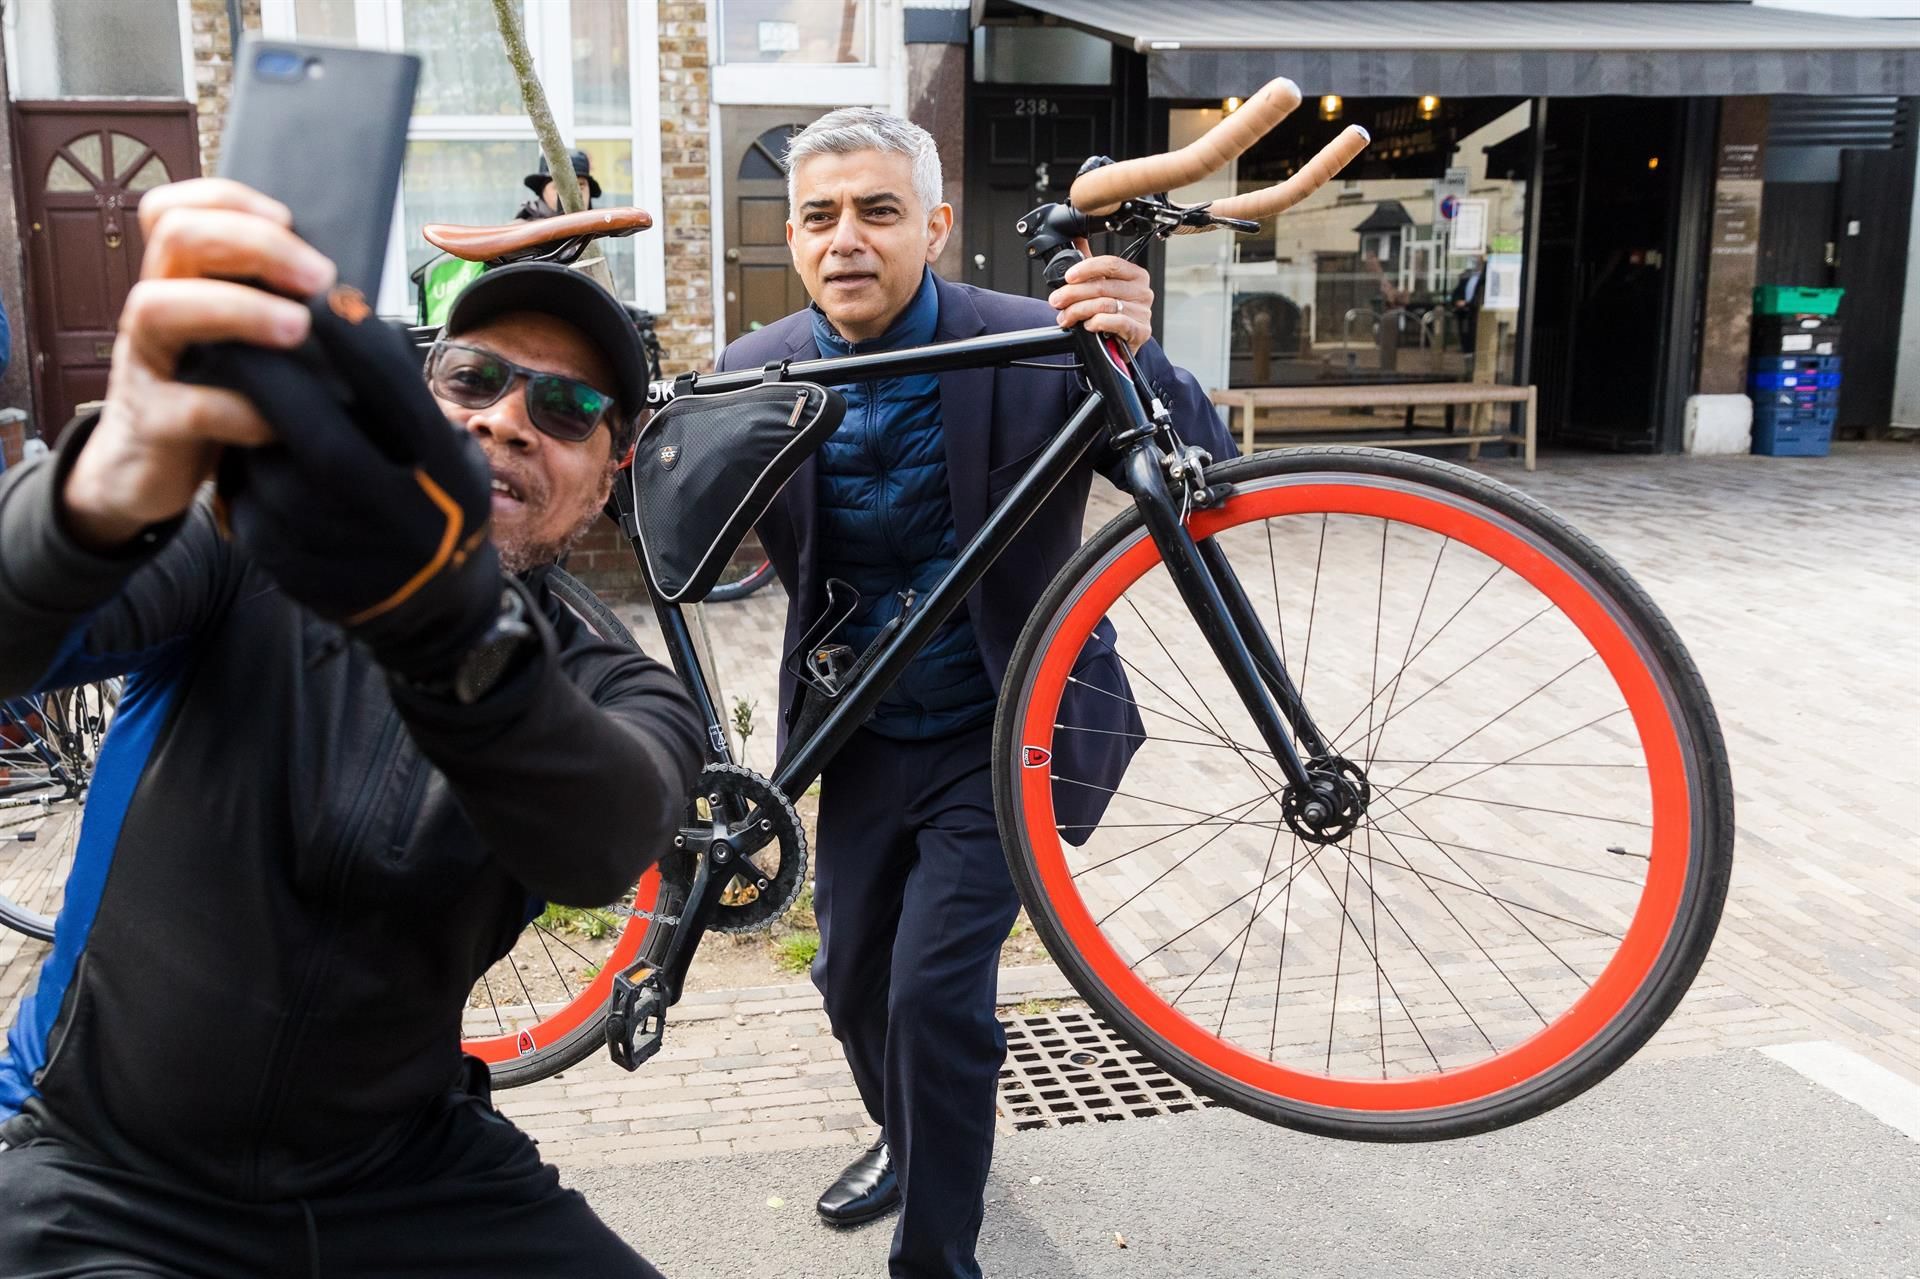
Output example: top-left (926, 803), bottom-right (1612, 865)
top-left (1200, 125), bottom-right (1372, 225)
top-left (1068, 77), bottom-right (1303, 216)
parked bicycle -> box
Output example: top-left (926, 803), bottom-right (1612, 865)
top-left (0, 680), bottom-right (119, 941)
top-left (422, 77), bottom-right (1732, 1139)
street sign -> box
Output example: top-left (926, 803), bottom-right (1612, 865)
top-left (1440, 195), bottom-right (1461, 220)
top-left (1451, 198), bottom-right (1489, 254)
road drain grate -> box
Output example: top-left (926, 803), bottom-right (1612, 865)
top-left (996, 1006), bottom-right (1213, 1132)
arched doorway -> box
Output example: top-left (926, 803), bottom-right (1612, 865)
top-left (720, 110), bottom-right (826, 343)
top-left (14, 102), bottom-right (199, 431)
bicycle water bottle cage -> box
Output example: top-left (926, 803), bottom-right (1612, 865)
top-left (606, 965), bottom-right (668, 1072)
top-left (785, 578), bottom-right (861, 699)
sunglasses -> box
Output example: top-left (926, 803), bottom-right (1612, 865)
top-left (426, 342), bottom-right (619, 443)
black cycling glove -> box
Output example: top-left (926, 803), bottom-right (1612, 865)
top-left (197, 288), bottom-right (503, 682)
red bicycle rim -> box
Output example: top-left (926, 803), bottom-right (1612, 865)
top-left (461, 865), bottom-right (663, 1065)
top-left (1015, 479), bottom-right (1692, 1112)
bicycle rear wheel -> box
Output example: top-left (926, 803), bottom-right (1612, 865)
top-left (460, 569), bottom-right (678, 1087)
top-left (704, 557), bottom-right (776, 604)
top-left (995, 448), bottom-right (1733, 1141)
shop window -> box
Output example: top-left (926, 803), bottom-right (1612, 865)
top-left (971, 25), bottom-right (1112, 86)
top-left (719, 0), bottom-right (871, 66)
top-left (9, 0), bottom-right (185, 99)
top-left (1160, 98), bottom-right (1533, 392)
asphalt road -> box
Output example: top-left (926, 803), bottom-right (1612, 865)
top-left (573, 1047), bottom-right (1920, 1279)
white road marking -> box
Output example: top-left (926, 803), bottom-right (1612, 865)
top-left (1761, 1040), bottom-right (1920, 1143)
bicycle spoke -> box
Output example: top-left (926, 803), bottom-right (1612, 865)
top-left (1365, 781), bottom-right (1651, 830)
top-left (1071, 789), bottom-right (1281, 878)
top-left (1297, 514), bottom-right (1328, 700)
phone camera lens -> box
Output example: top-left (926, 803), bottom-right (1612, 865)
top-left (256, 49), bottom-right (305, 81)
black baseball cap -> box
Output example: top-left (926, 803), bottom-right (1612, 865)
top-left (442, 262), bottom-right (648, 443)
top-left (525, 148), bottom-right (603, 200)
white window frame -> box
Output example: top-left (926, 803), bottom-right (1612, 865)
top-left (261, 0), bottom-right (665, 317)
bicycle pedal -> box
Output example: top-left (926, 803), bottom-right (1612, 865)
top-left (606, 964), bottom-right (667, 1072)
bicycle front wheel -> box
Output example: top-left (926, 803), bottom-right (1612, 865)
top-left (995, 448), bottom-right (1733, 1141)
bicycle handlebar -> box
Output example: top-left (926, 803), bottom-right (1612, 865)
top-left (1198, 125), bottom-right (1371, 225)
top-left (1065, 75), bottom-right (1370, 227)
top-left (1069, 78), bottom-right (1302, 215)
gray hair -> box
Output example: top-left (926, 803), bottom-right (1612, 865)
top-left (784, 108), bottom-right (944, 216)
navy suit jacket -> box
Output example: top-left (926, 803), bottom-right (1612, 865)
top-left (718, 274), bottom-right (1233, 832)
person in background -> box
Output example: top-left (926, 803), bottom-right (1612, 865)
top-left (516, 148), bottom-right (601, 221)
top-left (718, 109), bottom-right (1233, 1279)
top-left (1452, 253), bottom-right (1487, 362)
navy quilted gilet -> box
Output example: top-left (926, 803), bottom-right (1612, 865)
top-left (810, 271), bottom-right (994, 739)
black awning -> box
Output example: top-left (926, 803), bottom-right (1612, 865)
top-left (1010, 0), bottom-right (1920, 98)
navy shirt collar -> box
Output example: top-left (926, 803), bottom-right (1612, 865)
top-left (810, 268), bottom-right (939, 357)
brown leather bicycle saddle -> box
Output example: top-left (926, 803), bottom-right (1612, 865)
top-left (423, 206), bottom-right (654, 262)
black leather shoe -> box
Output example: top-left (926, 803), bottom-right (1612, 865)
top-left (816, 1139), bottom-right (899, 1227)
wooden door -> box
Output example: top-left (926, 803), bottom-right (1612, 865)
top-left (15, 102), bottom-right (199, 431)
top-left (721, 108), bottom-right (827, 345)
top-left (964, 91), bottom-right (1114, 301)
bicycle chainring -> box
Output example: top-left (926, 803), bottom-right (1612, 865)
top-left (681, 763), bottom-right (808, 935)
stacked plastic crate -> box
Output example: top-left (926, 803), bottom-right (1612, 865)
top-left (1749, 286), bottom-right (1843, 457)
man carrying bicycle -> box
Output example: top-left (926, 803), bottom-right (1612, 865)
top-left (717, 109), bottom-right (1233, 1278)
top-left (0, 177), bottom-right (703, 1276)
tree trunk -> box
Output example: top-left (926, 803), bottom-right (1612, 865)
top-left (491, 0), bottom-right (614, 292)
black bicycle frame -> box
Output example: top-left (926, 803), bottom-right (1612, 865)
top-left (605, 302), bottom-right (1334, 1023)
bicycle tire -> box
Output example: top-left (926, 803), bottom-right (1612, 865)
top-left (0, 679), bottom-right (122, 942)
top-left (703, 558), bottom-right (777, 604)
top-left (993, 447), bottom-right (1733, 1141)
top-left (460, 568), bottom-right (675, 1088)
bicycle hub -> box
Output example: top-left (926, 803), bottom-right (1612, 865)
top-left (1280, 757), bottom-right (1370, 846)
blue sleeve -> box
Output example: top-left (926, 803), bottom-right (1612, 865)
top-left (1133, 340), bottom-right (1237, 460)
top-left (0, 297), bottom-right (11, 380)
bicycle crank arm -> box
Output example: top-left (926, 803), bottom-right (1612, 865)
top-left (606, 964), bottom-right (667, 1072)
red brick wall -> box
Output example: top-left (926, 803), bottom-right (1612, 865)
top-left (579, 0), bottom-right (717, 602)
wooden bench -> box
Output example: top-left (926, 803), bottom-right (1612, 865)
top-left (1209, 382), bottom-right (1537, 471)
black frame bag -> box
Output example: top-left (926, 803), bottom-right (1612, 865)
top-left (628, 376), bottom-right (845, 603)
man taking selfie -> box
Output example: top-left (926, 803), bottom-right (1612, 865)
top-left (718, 109), bottom-right (1233, 1278)
top-left (0, 178), bottom-right (702, 1277)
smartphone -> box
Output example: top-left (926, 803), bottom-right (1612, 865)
top-left (217, 38), bottom-right (420, 300)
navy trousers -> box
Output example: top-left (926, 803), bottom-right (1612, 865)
top-left (813, 724), bottom-right (1020, 1279)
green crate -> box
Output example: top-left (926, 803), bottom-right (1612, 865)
top-left (1753, 285), bottom-right (1844, 316)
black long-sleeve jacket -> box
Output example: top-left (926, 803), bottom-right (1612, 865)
top-left (0, 425), bottom-right (703, 1200)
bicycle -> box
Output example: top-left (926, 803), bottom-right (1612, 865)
top-left (419, 76), bottom-right (1733, 1143)
top-left (704, 556), bottom-right (776, 604)
top-left (0, 680), bottom-right (119, 941)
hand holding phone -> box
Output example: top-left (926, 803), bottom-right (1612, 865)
top-left (60, 180), bottom-right (331, 550)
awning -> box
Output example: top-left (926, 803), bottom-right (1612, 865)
top-left (1010, 0), bottom-right (1920, 98)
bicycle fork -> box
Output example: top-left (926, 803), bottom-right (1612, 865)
top-left (1123, 446), bottom-right (1368, 844)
